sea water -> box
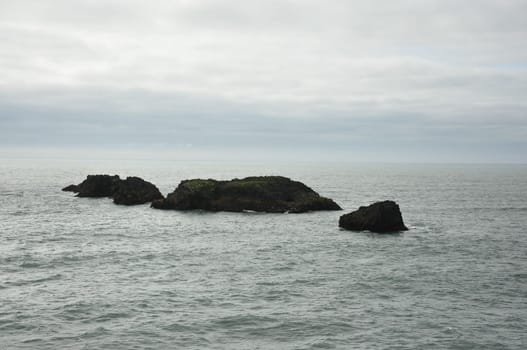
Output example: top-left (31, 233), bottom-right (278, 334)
top-left (1, 159), bottom-right (526, 349)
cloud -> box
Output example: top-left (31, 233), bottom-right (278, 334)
top-left (0, 0), bottom-right (526, 162)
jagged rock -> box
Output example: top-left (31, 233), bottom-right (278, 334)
top-left (151, 176), bottom-right (341, 213)
top-left (112, 176), bottom-right (164, 205)
top-left (62, 184), bottom-right (79, 192)
top-left (75, 175), bottom-right (120, 198)
top-left (339, 200), bottom-right (408, 233)
top-left (63, 174), bottom-right (163, 205)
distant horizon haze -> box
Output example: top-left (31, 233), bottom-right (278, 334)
top-left (1, 146), bottom-right (525, 164)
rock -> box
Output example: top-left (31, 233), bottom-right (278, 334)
top-left (62, 184), bottom-right (79, 192)
top-left (339, 200), bottom-right (408, 233)
top-left (151, 176), bottom-right (341, 213)
top-left (75, 174), bottom-right (121, 197)
top-left (112, 176), bottom-right (164, 205)
top-left (63, 174), bottom-right (163, 205)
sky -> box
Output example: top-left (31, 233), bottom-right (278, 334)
top-left (0, 0), bottom-right (526, 162)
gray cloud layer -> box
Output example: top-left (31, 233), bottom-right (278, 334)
top-left (1, 0), bottom-right (526, 162)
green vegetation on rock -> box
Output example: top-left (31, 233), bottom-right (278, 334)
top-left (151, 176), bottom-right (341, 213)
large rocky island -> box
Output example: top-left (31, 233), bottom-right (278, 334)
top-left (62, 174), bottom-right (163, 205)
top-left (151, 176), bottom-right (341, 213)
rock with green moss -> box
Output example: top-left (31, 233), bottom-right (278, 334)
top-left (151, 176), bottom-right (341, 213)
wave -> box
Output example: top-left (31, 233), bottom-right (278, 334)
top-left (3, 274), bottom-right (63, 287)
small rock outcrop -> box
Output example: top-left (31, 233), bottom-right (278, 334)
top-left (113, 176), bottom-right (164, 205)
top-left (151, 176), bottom-right (341, 213)
top-left (73, 174), bottom-right (120, 197)
top-left (339, 200), bottom-right (408, 233)
top-left (63, 175), bottom-right (163, 205)
top-left (61, 184), bottom-right (79, 192)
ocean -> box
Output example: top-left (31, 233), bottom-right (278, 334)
top-left (1, 159), bottom-right (526, 349)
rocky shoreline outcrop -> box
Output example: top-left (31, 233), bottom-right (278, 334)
top-left (63, 175), bottom-right (409, 232)
top-left (62, 175), bottom-right (163, 205)
top-left (151, 176), bottom-right (342, 213)
top-left (63, 175), bottom-right (120, 198)
top-left (339, 200), bottom-right (408, 233)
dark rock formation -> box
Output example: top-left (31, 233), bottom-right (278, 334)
top-left (61, 184), bottom-right (79, 192)
top-left (63, 174), bottom-right (163, 205)
top-left (339, 200), bottom-right (408, 233)
top-left (151, 176), bottom-right (341, 213)
top-left (112, 176), bottom-right (164, 205)
top-left (75, 174), bottom-right (120, 198)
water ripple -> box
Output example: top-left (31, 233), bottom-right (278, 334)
top-left (1, 162), bottom-right (526, 349)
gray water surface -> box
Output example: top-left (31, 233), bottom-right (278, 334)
top-left (1, 160), bottom-right (526, 349)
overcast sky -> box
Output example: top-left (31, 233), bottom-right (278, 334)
top-left (1, 0), bottom-right (526, 162)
